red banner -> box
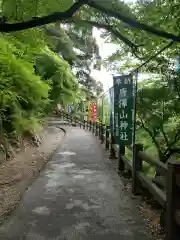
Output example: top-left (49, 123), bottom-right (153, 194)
top-left (92, 103), bottom-right (97, 122)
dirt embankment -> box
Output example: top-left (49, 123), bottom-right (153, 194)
top-left (0, 123), bottom-right (66, 224)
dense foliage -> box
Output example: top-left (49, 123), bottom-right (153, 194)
top-left (0, 31), bottom-right (78, 155)
top-left (0, 1), bottom-right (80, 156)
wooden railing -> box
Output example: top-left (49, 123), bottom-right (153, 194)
top-left (59, 112), bottom-right (180, 240)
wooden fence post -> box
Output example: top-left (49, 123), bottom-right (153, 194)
top-left (95, 122), bottom-right (98, 136)
top-left (105, 125), bottom-right (110, 149)
top-left (132, 144), bottom-right (143, 195)
top-left (118, 145), bottom-right (125, 172)
top-left (109, 133), bottom-right (116, 159)
top-left (100, 124), bottom-right (105, 144)
top-left (92, 121), bottom-right (95, 133)
top-left (99, 123), bottom-right (102, 140)
top-left (74, 116), bottom-right (77, 127)
top-left (165, 158), bottom-right (180, 240)
top-left (89, 120), bottom-right (92, 131)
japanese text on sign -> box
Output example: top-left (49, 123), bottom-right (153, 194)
top-left (113, 74), bottom-right (133, 145)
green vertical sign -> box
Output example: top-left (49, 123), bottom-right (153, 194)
top-left (113, 74), bottom-right (133, 145)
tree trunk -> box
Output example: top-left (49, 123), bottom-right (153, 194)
top-left (155, 152), bottom-right (169, 177)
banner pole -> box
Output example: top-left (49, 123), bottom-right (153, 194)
top-left (132, 70), bottom-right (139, 194)
top-left (132, 70), bottom-right (138, 149)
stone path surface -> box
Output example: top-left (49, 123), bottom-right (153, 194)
top-left (0, 128), bottom-right (151, 240)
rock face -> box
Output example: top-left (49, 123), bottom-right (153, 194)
top-left (31, 134), bottom-right (42, 147)
top-left (0, 150), bottom-right (6, 163)
top-left (0, 140), bottom-right (15, 163)
top-left (0, 124), bottom-right (47, 164)
top-left (0, 120), bottom-right (65, 224)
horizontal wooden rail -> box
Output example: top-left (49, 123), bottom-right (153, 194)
top-left (138, 151), bottom-right (167, 175)
top-left (137, 171), bottom-right (166, 208)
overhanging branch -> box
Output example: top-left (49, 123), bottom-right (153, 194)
top-left (0, 0), bottom-right (85, 32)
top-left (67, 18), bottom-right (144, 59)
top-left (88, 1), bottom-right (180, 42)
top-left (70, 18), bottom-right (137, 48)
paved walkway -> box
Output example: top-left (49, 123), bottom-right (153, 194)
top-left (0, 128), bottom-right (151, 240)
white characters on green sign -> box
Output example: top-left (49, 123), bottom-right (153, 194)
top-left (113, 75), bottom-right (133, 144)
top-left (119, 88), bottom-right (127, 98)
top-left (124, 77), bottom-right (131, 85)
top-left (119, 98), bottom-right (127, 108)
top-left (120, 132), bottom-right (128, 141)
top-left (119, 110), bottom-right (128, 119)
top-left (119, 120), bottom-right (128, 131)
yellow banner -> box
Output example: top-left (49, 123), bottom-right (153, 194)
top-left (88, 102), bottom-right (92, 121)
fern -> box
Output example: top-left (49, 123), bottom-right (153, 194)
top-left (0, 0), bottom-right (80, 152)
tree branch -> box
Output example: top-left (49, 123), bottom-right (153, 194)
top-left (160, 126), bottom-right (169, 148)
top-left (67, 18), bottom-right (144, 59)
top-left (164, 128), bottom-right (180, 156)
top-left (160, 102), bottom-right (169, 148)
top-left (72, 19), bottom-right (136, 47)
top-left (88, 0), bottom-right (180, 42)
top-left (137, 114), bottom-right (163, 156)
top-left (164, 148), bottom-right (180, 160)
top-left (0, 0), bottom-right (85, 32)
